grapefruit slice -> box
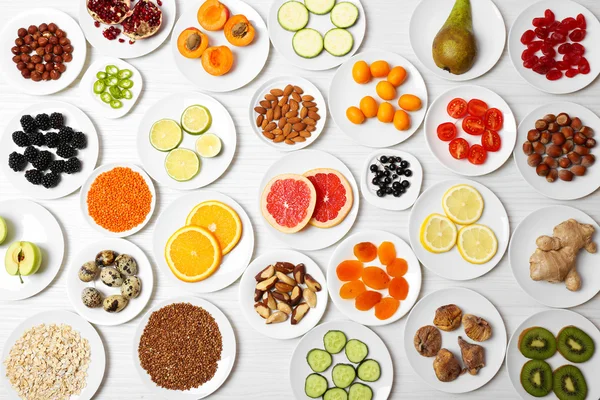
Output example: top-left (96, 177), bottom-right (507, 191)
top-left (303, 168), bottom-right (353, 228)
top-left (261, 173), bottom-right (317, 233)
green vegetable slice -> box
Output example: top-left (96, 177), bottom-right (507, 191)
top-left (105, 65), bottom-right (119, 75)
top-left (117, 69), bottom-right (133, 79)
top-left (104, 76), bottom-right (118, 86)
top-left (96, 71), bottom-right (107, 80)
top-left (118, 79), bottom-right (134, 89)
top-left (93, 80), bottom-right (106, 94)
top-left (121, 89), bottom-right (133, 100)
top-left (100, 92), bottom-right (113, 103)
top-left (109, 85), bottom-right (123, 99)
top-left (110, 100), bottom-right (123, 109)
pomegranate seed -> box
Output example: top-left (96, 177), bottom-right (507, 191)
top-left (571, 43), bottom-right (585, 55)
top-left (579, 58), bottom-right (591, 75)
top-left (528, 41), bottom-right (543, 51)
top-left (118, 38), bottom-right (125, 43)
top-left (523, 56), bottom-right (539, 69)
top-left (569, 29), bottom-right (586, 42)
top-left (566, 68), bottom-right (579, 78)
top-left (129, 40), bottom-right (135, 45)
top-left (544, 9), bottom-right (555, 25)
top-left (561, 17), bottom-right (577, 30)
top-left (577, 13), bottom-right (586, 30)
top-left (102, 26), bottom-right (121, 40)
top-left (546, 69), bottom-right (563, 81)
top-left (94, 21), bottom-right (101, 28)
top-left (521, 30), bottom-right (536, 44)
top-left (535, 27), bottom-right (548, 39)
top-left (532, 17), bottom-right (546, 28)
top-left (557, 43), bottom-right (572, 55)
top-left (157, 0), bottom-right (162, 5)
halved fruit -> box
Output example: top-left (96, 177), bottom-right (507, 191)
top-left (165, 225), bottom-right (222, 282)
top-left (185, 200), bottom-right (242, 255)
top-left (553, 365), bottom-right (587, 400)
top-left (260, 173), bottom-right (317, 234)
top-left (224, 15), bottom-right (255, 47)
top-left (0, 217), bottom-right (6, 244)
top-left (303, 168), bottom-right (353, 228)
top-left (195, 133), bottom-right (222, 158)
top-left (419, 213), bottom-right (457, 253)
top-left (442, 184), bottom-right (484, 225)
top-left (177, 27), bottom-right (209, 58)
top-left (164, 148), bottom-right (200, 181)
top-left (201, 46), bottom-right (234, 76)
top-left (197, 0), bottom-right (229, 31)
top-left (181, 105), bottom-right (212, 135)
top-left (456, 224), bottom-right (497, 264)
top-left (149, 119), bottom-right (183, 151)
top-left (5, 241), bottom-right (42, 283)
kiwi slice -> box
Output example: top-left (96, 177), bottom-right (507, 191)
top-left (557, 326), bottom-right (595, 363)
top-left (519, 327), bottom-right (557, 360)
top-left (553, 365), bottom-right (587, 400)
top-left (520, 360), bottom-right (553, 398)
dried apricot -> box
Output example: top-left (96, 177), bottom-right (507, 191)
top-left (374, 297), bottom-right (400, 320)
top-left (370, 60), bottom-right (390, 78)
top-left (378, 241), bottom-right (396, 265)
top-left (340, 280), bottom-right (366, 299)
top-left (336, 260), bottom-right (364, 281)
top-left (353, 242), bottom-right (377, 262)
top-left (359, 96), bottom-right (378, 118)
top-left (386, 258), bottom-right (408, 277)
top-left (377, 102), bottom-right (394, 123)
top-left (346, 106), bottom-right (365, 124)
top-left (355, 290), bottom-right (383, 311)
top-left (352, 60), bottom-right (371, 84)
top-left (362, 266), bottom-right (390, 290)
top-left (389, 277), bottom-right (409, 300)
top-left (398, 94), bottom-right (422, 111)
top-left (376, 81), bottom-right (396, 101)
top-left (387, 66), bottom-right (407, 87)
top-left (393, 110), bottom-right (411, 131)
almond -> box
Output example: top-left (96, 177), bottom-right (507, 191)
top-left (303, 101), bottom-right (316, 108)
top-left (256, 114), bottom-right (264, 128)
top-left (287, 117), bottom-right (301, 124)
top-left (292, 136), bottom-right (306, 143)
top-left (270, 88), bottom-right (284, 97)
top-left (300, 107), bottom-right (308, 118)
top-left (278, 118), bottom-right (287, 129)
top-left (272, 129), bottom-right (283, 136)
top-left (301, 95), bottom-right (314, 101)
top-left (262, 131), bottom-right (274, 140)
top-left (308, 107), bottom-right (319, 112)
top-left (285, 139), bottom-right (295, 145)
top-left (303, 288), bottom-right (317, 308)
top-left (259, 100), bottom-right (271, 109)
top-left (283, 123), bottom-right (293, 136)
top-left (278, 96), bottom-right (288, 107)
top-left (286, 131), bottom-right (299, 139)
top-left (303, 118), bottom-right (316, 126)
top-left (306, 125), bottom-right (316, 132)
top-left (285, 110), bottom-right (298, 119)
top-left (293, 85), bottom-right (304, 94)
top-left (291, 91), bottom-right (301, 102)
top-left (261, 119), bottom-right (268, 129)
top-left (265, 93), bottom-right (277, 102)
top-left (299, 131), bottom-right (312, 138)
top-left (308, 111), bottom-right (320, 120)
top-left (274, 135), bottom-right (285, 143)
top-left (273, 105), bottom-right (281, 120)
top-left (282, 103), bottom-right (290, 115)
top-left (289, 99), bottom-right (299, 110)
top-left (284, 84), bottom-right (294, 96)
top-left (293, 123), bottom-right (307, 131)
top-left (264, 122), bottom-right (277, 132)
top-left (254, 106), bottom-right (266, 114)
top-left (266, 108), bottom-right (274, 122)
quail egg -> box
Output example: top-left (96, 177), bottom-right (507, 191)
top-left (103, 294), bottom-right (128, 313)
top-left (78, 261), bottom-right (99, 282)
top-left (100, 267), bottom-right (123, 287)
top-left (121, 276), bottom-right (141, 299)
top-left (115, 254), bottom-right (137, 276)
top-left (81, 287), bottom-right (103, 308)
top-left (95, 250), bottom-right (116, 266)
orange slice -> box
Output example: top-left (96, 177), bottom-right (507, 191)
top-left (165, 226), bottom-right (222, 282)
top-left (185, 200), bottom-right (242, 255)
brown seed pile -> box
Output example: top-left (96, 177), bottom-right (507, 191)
top-left (138, 303), bottom-right (223, 391)
top-left (254, 84), bottom-right (321, 145)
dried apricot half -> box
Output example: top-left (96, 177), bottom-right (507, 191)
top-left (374, 297), bottom-right (400, 320)
top-left (362, 266), bottom-right (390, 290)
top-left (353, 242), bottom-right (377, 262)
top-left (355, 290), bottom-right (383, 311)
top-left (339, 280), bottom-right (366, 299)
top-left (336, 260), bottom-right (363, 281)
top-left (377, 241), bottom-right (396, 266)
top-left (389, 277), bottom-right (409, 301)
top-left (387, 258), bottom-right (408, 277)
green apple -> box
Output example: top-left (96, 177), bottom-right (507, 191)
top-left (5, 241), bottom-right (42, 283)
top-left (0, 217), bottom-right (6, 244)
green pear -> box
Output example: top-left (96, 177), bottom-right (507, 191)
top-left (0, 217), bottom-right (6, 244)
top-left (5, 241), bottom-right (42, 283)
top-left (432, 0), bottom-right (477, 75)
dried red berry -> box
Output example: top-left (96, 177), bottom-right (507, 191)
top-left (546, 69), bottom-right (563, 81)
top-left (569, 29), bottom-right (586, 42)
top-left (521, 30), bottom-right (536, 44)
top-left (579, 58), bottom-right (591, 75)
top-left (577, 13), bottom-right (587, 30)
top-left (565, 69), bottom-right (579, 78)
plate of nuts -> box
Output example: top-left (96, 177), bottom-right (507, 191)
top-left (0, 8), bottom-right (86, 95)
top-left (249, 76), bottom-right (326, 151)
top-left (66, 238), bottom-right (154, 326)
top-left (238, 249), bottom-right (328, 339)
top-left (514, 102), bottom-right (600, 200)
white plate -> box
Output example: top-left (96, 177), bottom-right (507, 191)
top-left (133, 296), bottom-right (236, 399)
top-left (0, 8), bottom-right (87, 95)
top-left (329, 49), bottom-right (428, 148)
top-left (78, 57), bottom-right (143, 119)
top-left (0, 101), bottom-right (99, 200)
top-left (0, 309), bottom-right (105, 400)
top-left (238, 250), bottom-right (328, 339)
top-left (259, 149), bottom-right (359, 251)
top-left (268, 0), bottom-right (366, 71)
top-left (0, 199), bottom-right (64, 301)
top-left (508, 0), bottom-right (600, 94)
top-left (506, 309), bottom-right (600, 400)
top-left (152, 190), bottom-right (254, 294)
top-left (79, 163), bottom-right (156, 237)
top-left (513, 102), bottom-right (600, 200)
top-left (136, 92), bottom-right (236, 190)
top-left (410, 0), bottom-right (506, 81)
top-left (327, 230), bottom-right (422, 326)
top-left (66, 238), bottom-right (154, 326)
top-left (509, 205), bottom-right (600, 308)
top-left (171, 0), bottom-right (269, 92)
top-left (408, 179), bottom-right (510, 281)
top-left (404, 287), bottom-right (507, 393)
top-left (79, 0), bottom-right (176, 59)
top-left (249, 75), bottom-right (327, 151)
top-left (290, 320), bottom-right (393, 400)
top-left (360, 150), bottom-right (424, 211)
top-left (424, 85), bottom-right (517, 177)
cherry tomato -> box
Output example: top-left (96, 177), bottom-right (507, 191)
top-left (462, 116), bottom-right (486, 135)
top-left (468, 144), bottom-right (487, 165)
top-left (447, 98), bottom-right (467, 119)
top-left (484, 108), bottom-right (504, 131)
top-left (481, 129), bottom-right (501, 152)
top-left (467, 99), bottom-right (488, 117)
top-left (449, 138), bottom-right (470, 160)
top-left (437, 122), bottom-right (457, 141)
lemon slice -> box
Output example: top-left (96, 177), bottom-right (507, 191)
top-left (181, 105), bottom-right (212, 135)
top-left (195, 133), bottom-right (222, 158)
top-left (149, 119), bottom-right (183, 151)
top-left (164, 148), bottom-right (200, 181)
top-left (419, 213), bottom-right (457, 253)
top-left (457, 224), bottom-right (498, 264)
top-left (442, 184), bottom-right (484, 225)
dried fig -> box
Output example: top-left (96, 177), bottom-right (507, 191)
top-left (433, 349), bottom-right (464, 382)
top-left (414, 325), bottom-right (442, 357)
top-left (462, 314), bottom-right (493, 342)
top-left (433, 304), bottom-right (462, 332)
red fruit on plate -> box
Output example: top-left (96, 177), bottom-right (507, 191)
top-left (579, 58), bottom-right (591, 75)
top-left (437, 122), bottom-right (457, 141)
top-left (535, 27), bottom-right (548, 40)
top-left (544, 9), bottom-right (555, 25)
top-left (571, 43), bottom-right (585, 55)
top-left (527, 40), bottom-right (543, 52)
top-left (546, 69), bottom-right (563, 81)
top-left (261, 173), bottom-right (316, 233)
top-left (577, 13), bottom-right (587, 30)
top-left (561, 17), bottom-right (577, 30)
top-left (523, 56), bottom-right (538, 69)
top-left (557, 43), bottom-right (572, 55)
top-left (121, 0), bottom-right (163, 40)
top-left (468, 144), bottom-right (487, 165)
top-left (569, 29), bottom-right (586, 42)
top-left (303, 168), bottom-right (353, 229)
top-left (87, 0), bottom-right (131, 25)
top-left (556, 61), bottom-right (570, 71)
top-left (532, 17), bottom-right (546, 28)
top-left (482, 130), bottom-right (501, 152)
top-left (521, 30), bottom-right (536, 44)
top-left (566, 68), bottom-right (579, 78)
top-left (449, 138), bottom-right (470, 160)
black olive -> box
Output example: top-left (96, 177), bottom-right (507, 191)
top-left (402, 180), bottom-right (410, 188)
top-left (369, 164), bottom-right (378, 172)
top-left (377, 189), bottom-right (385, 197)
top-left (393, 190), bottom-right (401, 197)
top-left (401, 160), bottom-right (410, 168)
top-left (380, 156), bottom-right (389, 163)
top-left (404, 169), bottom-right (413, 177)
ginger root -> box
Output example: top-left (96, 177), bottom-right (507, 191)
top-left (529, 219), bottom-right (596, 291)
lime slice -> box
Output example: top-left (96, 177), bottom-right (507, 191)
top-left (150, 119), bottom-right (183, 151)
top-left (181, 105), bottom-right (212, 135)
top-left (0, 217), bottom-right (7, 244)
top-left (195, 133), bottom-right (222, 158)
top-left (165, 148), bottom-right (200, 181)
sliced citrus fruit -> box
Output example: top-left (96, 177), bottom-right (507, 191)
top-left (457, 224), bottom-right (498, 264)
top-left (164, 148), bottom-right (200, 181)
top-left (165, 225), bottom-right (222, 282)
top-left (419, 213), bottom-right (457, 253)
top-left (149, 119), bottom-right (183, 151)
top-left (185, 200), bottom-right (242, 255)
top-left (303, 168), bottom-right (353, 228)
top-left (442, 184), bottom-right (484, 225)
top-left (195, 133), bottom-right (222, 158)
top-left (181, 105), bottom-right (212, 134)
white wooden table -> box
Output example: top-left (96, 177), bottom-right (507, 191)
top-left (1, 0), bottom-right (600, 399)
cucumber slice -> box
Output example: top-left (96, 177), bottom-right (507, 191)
top-left (332, 364), bottom-right (356, 388)
top-left (348, 383), bottom-right (373, 400)
top-left (117, 69), bottom-right (133, 80)
top-left (345, 339), bottom-right (368, 363)
top-left (293, 28), bottom-right (324, 58)
top-left (105, 65), bottom-right (119, 75)
top-left (304, 0), bottom-right (335, 15)
top-left (307, 349), bottom-right (332, 373)
top-left (357, 360), bottom-right (380, 382)
top-left (324, 28), bottom-right (354, 57)
top-left (93, 80), bottom-right (106, 94)
top-left (324, 330), bottom-right (347, 354)
top-left (324, 387), bottom-right (349, 400)
top-left (305, 374), bottom-right (328, 398)
top-left (331, 2), bottom-right (359, 28)
top-left (118, 79), bottom-right (134, 89)
top-left (278, 1), bottom-right (309, 32)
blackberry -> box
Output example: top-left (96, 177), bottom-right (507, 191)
top-left (28, 131), bottom-right (45, 147)
top-left (58, 126), bottom-right (74, 144)
top-left (70, 132), bottom-right (87, 149)
top-left (20, 115), bottom-right (37, 133)
top-left (32, 151), bottom-right (53, 170)
top-left (49, 159), bottom-right (66, 174)
top-left (64, 157), bottom-right (82, 174)
top-left (56, 144), bottom-right (77, 159)
top-left (24, 146), bottom-right (39, 162)
top-left (44, 132), bottom-right (60, 148)
top-left (25, 169), bottom-right (43, 185)
top-left (8, 152), bottom-right (27, 172)
top-left (42, 172), bottom-right (60, 188)
top-left (35, 113), bottom-right (51, 131)
top-left (12, 131), bottom-right (30, 147)
top-left (50, 112), bottom-right (64, 129)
